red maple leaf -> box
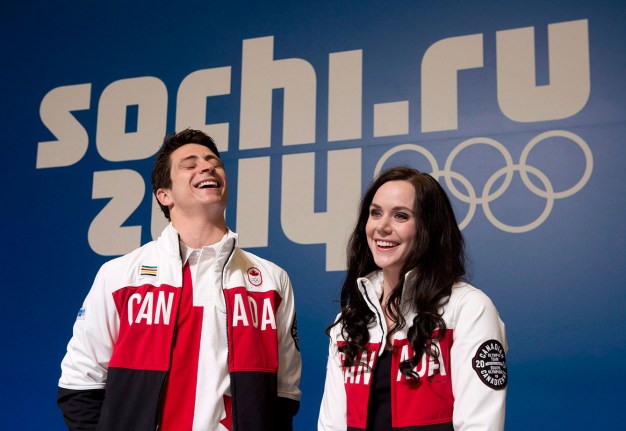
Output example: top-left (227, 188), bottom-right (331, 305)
top-left (219, 395), bottom-right (232, 430)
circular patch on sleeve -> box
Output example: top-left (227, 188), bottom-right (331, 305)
top-left (472, 340), bottom-right (507, 390)
top-left (291, 313), bottom-right (300, 352)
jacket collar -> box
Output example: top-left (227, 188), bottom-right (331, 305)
top-left (357, 270), bottom-right (416, 315)
top-left (157, 222), bottom-right (239, 263)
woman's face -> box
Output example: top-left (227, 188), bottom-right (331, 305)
top-left (365, 180), bottom-right (418, 281)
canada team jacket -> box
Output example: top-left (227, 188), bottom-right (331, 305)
top-left (318, 271), bottom-right (507, 431)
top-left (58, 224), bottom-right (301, 431)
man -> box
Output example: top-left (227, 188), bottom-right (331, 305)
top-left (58, 129), bottom-right (302, 430)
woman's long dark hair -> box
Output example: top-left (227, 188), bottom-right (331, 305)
top-left (330, 167), bottom-right (466, 380)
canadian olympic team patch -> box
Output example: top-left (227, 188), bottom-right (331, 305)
top-left (247, 267), bottom-right (263, 286)
top-left (472, 340), bottom-right (507, 390)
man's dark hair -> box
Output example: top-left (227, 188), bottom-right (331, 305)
top-left (151, 128), bottom-right (221, 220)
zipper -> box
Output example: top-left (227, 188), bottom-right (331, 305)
top-left (360, 279), bottom-right (386, 356)
top-left (219, 240), bottom-right (237, 430)
top-left (359, 278), bottom-right (387, 430)
top-left (154, 242), bottom-right (186, 430)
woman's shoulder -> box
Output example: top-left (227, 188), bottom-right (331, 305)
top-left (444, 282), bottom-right (500, 324)
top-left (450, 281), bottom-right (494, 303)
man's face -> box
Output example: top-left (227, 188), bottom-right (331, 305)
top-left (157, 143), bottom-right (228, 220)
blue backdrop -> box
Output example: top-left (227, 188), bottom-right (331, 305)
top-left (1, 1), bottom-right (625, 429)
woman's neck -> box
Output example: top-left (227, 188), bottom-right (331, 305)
top-left (380, 270), bottom-right (400, 340)
top-left (381, 269), bottom-right (399, 297)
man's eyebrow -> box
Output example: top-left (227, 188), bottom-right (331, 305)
top-left (178, 155), bottom-right (199, 165)
top-left (177, 154), bottom-right (220, 165)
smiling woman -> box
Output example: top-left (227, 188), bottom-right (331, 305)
top-left (318, 166), bottom-right (508, 431)
top-left (365, 180), bottom-right (418, 296)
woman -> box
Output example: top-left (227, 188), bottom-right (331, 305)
top-left (318, 167), bottom-right (507, 431)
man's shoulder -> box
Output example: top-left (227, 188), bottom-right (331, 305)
top-left (234, 248), bottom-right (283, 269)
top-left (99, 240), bottom-right (160, 272)
top-left (232, 248), bottom-right (289, 281)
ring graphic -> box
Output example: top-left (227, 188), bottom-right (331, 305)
top-left (373, 130), bottom-right (593, 233)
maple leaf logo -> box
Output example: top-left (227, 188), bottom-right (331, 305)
top-left (247, 267), bottom-right (262, 286)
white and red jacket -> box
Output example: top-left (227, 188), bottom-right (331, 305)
top-left (318, 271), bottom-right (507, 431)
top-left (58, 224), bottom-right (301, 431)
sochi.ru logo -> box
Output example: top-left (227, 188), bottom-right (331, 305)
top-left (36, 19), bottom-right (591, 271)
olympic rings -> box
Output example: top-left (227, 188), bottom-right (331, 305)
top-left (520, 130), bottom-right (593, 199)
top-left (373, 130), bottom-right (593, 233)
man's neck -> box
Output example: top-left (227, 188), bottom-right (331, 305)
top-left (171, 215), bottom-right (228, 249)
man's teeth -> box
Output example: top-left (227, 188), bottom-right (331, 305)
top-left (376, 240), bottom-right (397, 247)
top-left (197, 180), bottom-right (218, 189)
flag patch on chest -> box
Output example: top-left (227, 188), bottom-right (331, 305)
top-left (140, 265), bottom-right (157, 277)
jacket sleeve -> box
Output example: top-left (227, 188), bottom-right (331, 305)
top-left (57, 387), bottom-right (105, 431)
top-left (451, 289), bottom-right (507, 431)
top-left (275, 269), bottom-right (302, 428)
top-left (318, 324), bottom-right (347, 430)
top-left (58, 265), bottom-right (120, 430)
